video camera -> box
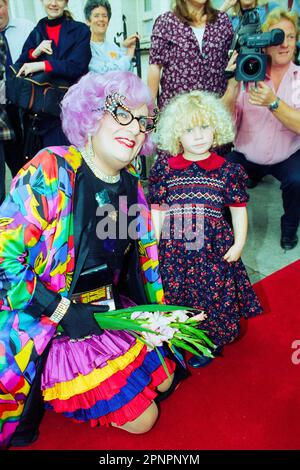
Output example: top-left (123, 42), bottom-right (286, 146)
top-left (230, 9), bottom-right (284, 82)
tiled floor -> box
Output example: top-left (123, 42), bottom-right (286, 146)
top-left (243, 175), bottom-right (299, 283)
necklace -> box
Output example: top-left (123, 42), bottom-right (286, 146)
top-left (80, 140), bottom-right (120, 184)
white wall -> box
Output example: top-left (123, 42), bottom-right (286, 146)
top-left (9, 1), bottom-right (125, 25)
top-left (9, 0), bottom-right (290, 24)
top-left (9, 1), bottom-right (173, 27)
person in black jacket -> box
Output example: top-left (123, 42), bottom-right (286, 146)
top-left (1, 32), bottom-right (14, 204)
top-left (15, 0), bottom-right (91, 159)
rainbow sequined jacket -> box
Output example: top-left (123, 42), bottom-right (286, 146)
top-left (0, 146), bottom-right (164, 448)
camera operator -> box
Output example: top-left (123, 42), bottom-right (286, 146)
top-left (223, 8), bottom-right (300, 251)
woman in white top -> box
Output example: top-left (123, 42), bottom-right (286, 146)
top-left (84, 0), bottom-right (138, 74)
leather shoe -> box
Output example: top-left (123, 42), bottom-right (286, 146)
top-left (246, 178), bottom-right (260, 189)
top-left (188, 355), bottom-right (214, 368)
top-left (10, 430), bottom-right (39, 447)
top-left (280, 234), bottom-right (298, 250)
top-left (187, 346), bottom-right (224, 368)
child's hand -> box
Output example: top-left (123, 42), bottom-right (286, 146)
top-left (223, 244), bottom-right (243, 263)
top-left (192, 312), bottom-right (207, 322)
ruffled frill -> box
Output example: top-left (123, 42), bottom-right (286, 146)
top-left (48, 359), bottom-right (174, 427)
top-left (46, 344), bottom-right (149, 411)
top-left (42, 330), bottom-right (137, 388)
top-left (42, 340), bottom-right (144, 400)
top-left (42, 330), bottom-right (176, 427)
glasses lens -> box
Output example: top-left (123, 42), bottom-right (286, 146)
top-left (115, 106), bottom-right (132, 125)
top-left (113, 105), bottom-right (156, 133)
top-left (137, 116), bottom-right (148, 132)
top-left (142, 117), bottom-right (155, 133)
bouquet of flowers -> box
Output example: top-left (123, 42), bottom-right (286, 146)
top-left (94, 305), bottom-right (216, 372)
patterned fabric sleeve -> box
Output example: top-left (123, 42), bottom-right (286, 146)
top-left (0, 151), bottom-right (57, 312)
top-left (220, 12), bottom-right (234, 52)
top-left (149, 13), bottom-right (171, 66)
top-left (224, 163), bottom-right (249, 207)
top-left (147, 156), bottom-right (170, 206)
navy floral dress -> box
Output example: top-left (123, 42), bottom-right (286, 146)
top-left (147, 153), bottom-right (262, 347)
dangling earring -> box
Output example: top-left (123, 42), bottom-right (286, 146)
top-left (132, 155), bottom-right (142, 174)
top-left (87, 133), bottom-right (93, 158)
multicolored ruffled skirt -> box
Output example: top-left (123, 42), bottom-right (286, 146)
top-left (41, 330), bottom-right (176, 427)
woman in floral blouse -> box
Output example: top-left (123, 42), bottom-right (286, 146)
top-left (148, 0), bottom-right (234, 110)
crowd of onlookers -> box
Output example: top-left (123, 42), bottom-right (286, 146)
top-left (1, 0), bottom-right (300, 249)
top-left (0, 0), bottom-right (139, 205)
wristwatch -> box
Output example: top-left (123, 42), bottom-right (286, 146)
top-left (268, 97), bottom-right (280, 112)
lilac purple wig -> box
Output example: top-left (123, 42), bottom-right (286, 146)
top-left (61, 71), bottom-right (156, 155)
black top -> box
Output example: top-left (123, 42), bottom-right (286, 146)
top-left (73, 161), bottom-right (136, 303)
top-left (45, 15), bottom-right (66, 27)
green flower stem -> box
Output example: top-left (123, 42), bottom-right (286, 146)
top-left (174, 333), bottom-right (214, 357)
top-left (173, 338), bottom-right (213, 358)
top-left (171, 338), bottom-right (201, 356)
top-left (130, 331), bottom-right (170, 378)
top-left (174, 323), bottom-right (214, 346)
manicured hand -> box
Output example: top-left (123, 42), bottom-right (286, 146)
top-left (17, 62), bottom-right (45, 76)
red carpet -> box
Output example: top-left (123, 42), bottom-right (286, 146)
top-left (13, 260), bottom-right (300, 450)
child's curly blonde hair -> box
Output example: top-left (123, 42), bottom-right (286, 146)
top-left (156, 90), bottom-right (235, 155)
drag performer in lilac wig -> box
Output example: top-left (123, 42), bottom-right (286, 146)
top-left (0, 71), bottom-right (181, 449)
top-left (62, 70), bottom-right (156, 155)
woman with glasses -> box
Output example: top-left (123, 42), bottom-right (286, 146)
top-left (0, 71), bottom-right (180, 449)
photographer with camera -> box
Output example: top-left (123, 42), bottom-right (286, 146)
top-left (223, 8), bottom-right (300, 251)
top-left (226, 6), bottom-right (285, 82)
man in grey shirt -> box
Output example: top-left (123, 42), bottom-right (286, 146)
top-left (0, 0), bottom-right (34, 63)
top-left (0, 0), bottom-right (34, 180)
